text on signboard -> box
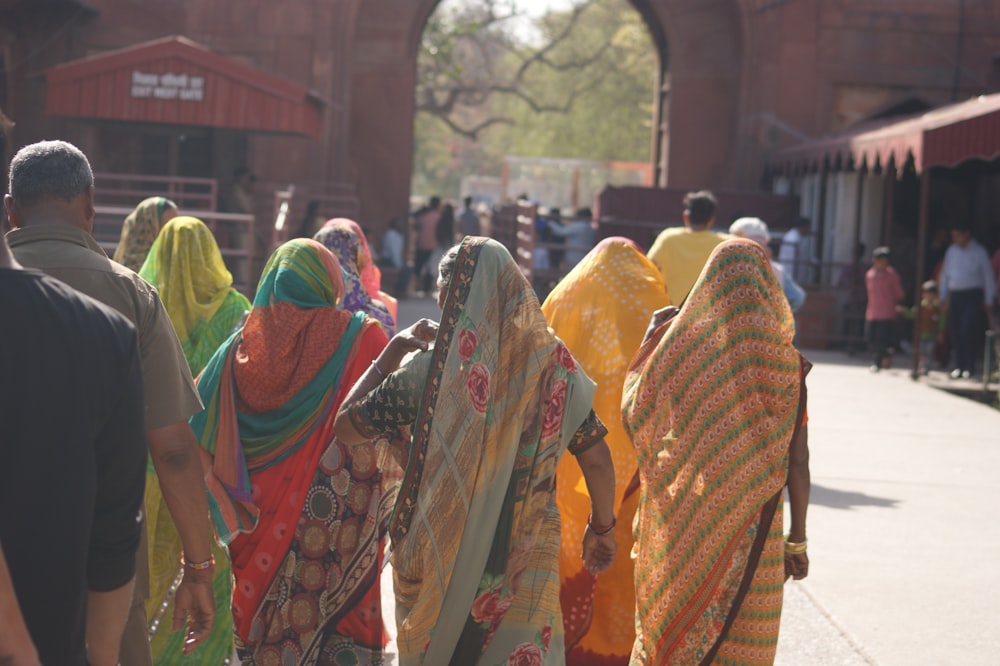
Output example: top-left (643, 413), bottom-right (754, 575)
top-left (130, 71), bottom-right (205, 101)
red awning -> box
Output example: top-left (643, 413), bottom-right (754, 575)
top-left (771, 94), bottom-right (1000, 174)
top-left (46, 36), bottom-right (322, 137)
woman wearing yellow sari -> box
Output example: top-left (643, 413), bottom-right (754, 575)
top-left (622, 239), bottom-right (811, 665)
top-left (138, 217), bottom-right (251, 664)
top-left (335, 238), bottom-right (619, 665)
top-left (114, 196), bottom-right (178, 272)
top-left (541, 237), bottom-right (670, 664)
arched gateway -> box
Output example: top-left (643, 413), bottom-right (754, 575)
top-left (348, 0), bottom-right (744, 229)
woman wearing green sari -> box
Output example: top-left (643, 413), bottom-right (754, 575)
top-left (139, 216), bottom-right (251, 664)
top-left (335, 238), bottom-right (618, 665)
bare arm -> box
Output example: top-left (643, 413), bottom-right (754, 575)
top-left (147, 421), bottom-right (215, 652)
top-left (335, 319), bottom-right (438, 445)
top-left (148, 422), bottom-right (212, 563)
top-left (85, 580), bottom-right (134, 666)
top-left (0, 545), bottom-right (40, 666)
top-left (785, 422), bottom-right (810, 580)
top-left (575, 440), bottom-right (617, 575)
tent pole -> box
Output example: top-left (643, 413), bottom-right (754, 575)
top-left (911, 168), bottom-right (931, 380)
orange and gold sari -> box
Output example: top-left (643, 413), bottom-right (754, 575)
top-left (622, 240), bottom-right (802, 665)
top-left (542, 237), bottom-right (670, 664)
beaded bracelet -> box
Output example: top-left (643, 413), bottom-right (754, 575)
top-left (587, 514), bottom-right (617, 536)
top-left (181, 553), bottom-right (216, 571)
top-left (783, 538), bottom-right (808, 555)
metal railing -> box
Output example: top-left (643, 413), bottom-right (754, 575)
top-left (93, 205), bottom-right (256, 295)
top-left (94, 173), bottom-right (218, 211)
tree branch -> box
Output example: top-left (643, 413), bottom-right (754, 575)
top-left (416, 0), bottom-right (615, 138)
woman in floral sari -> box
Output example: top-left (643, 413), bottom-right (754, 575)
top-left (334, 238), bottom-right (618, 665)
top-left (315, 218), bottom-right (397, 333)
top-left (114, 196), bottom-right (178, 271)
top-left (191, 239), bottom-right (392, 665)
top-left (137, 216), bottom-right (251, 664)
top-left (541, 237), bottom-right (670, 665)
top-left (622, 239), bottom-right (811, 665)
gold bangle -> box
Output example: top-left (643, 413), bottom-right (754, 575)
top-left (784, 538), bottom-right (808, 555)
top-left (180, 553), bottom-right (215, 571)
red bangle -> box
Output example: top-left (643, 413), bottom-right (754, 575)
top-left (587, 514), bottom-right (616, 536)
top-left (180, 553), bottom-right (215, 571)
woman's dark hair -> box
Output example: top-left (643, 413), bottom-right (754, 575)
top-left (438, 244), bottom-right (462, 286)
top-left (436, 204), bottom-right (455, 247)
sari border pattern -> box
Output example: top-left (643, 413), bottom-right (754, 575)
top-left (388, 236), bottom-right (482, 543)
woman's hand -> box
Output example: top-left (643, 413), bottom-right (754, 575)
top-left (380, 319), bottom-right (439, 372)
top-left (582, 527), bottom-right (616, 575)
top-left (173, 569), bottom-right (215, 654)
top-left (784, 551), bottom-right (809, 581)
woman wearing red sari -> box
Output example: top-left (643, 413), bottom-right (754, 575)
top-left (191, 239), bottom-right (392, 664)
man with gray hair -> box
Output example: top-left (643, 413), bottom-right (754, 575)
top-left (5, 140), bottom-right (215, 663)
top-left (729, 216), bottom-right (806, 312)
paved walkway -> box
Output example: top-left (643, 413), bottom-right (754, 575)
top-left (383, 300), bottom-right (1000, 665)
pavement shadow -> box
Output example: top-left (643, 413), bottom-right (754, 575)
top-left (810, 483), bottom-right (900, 510)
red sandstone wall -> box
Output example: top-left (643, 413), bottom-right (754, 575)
top-left (2, 0), bottom-right (999, 244)
top-left (739, 0), bottom-right (1000, 181)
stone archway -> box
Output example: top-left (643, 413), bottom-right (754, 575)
top-left (348, 0), bottom-right (744, 230)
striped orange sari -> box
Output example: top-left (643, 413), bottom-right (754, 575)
top-left (542, 237), bottom-right (670, 664)
top-left (622, 240), bottom-right (801, 665)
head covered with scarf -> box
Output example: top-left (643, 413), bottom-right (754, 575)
top-left (622, 238), bottom-right (801, 663)
top-left (138, 216), bottom-right (249, 375)
top-left (314, 218), bottom-right (396, 333)
top-left (541, 235), bottom-right (670, 658)
top-left (114, 196), bottom-right (177, 271)
top-left (391, 237), bottom-right (598, 665)
top-left (191, 238), bottom-right (367, 543)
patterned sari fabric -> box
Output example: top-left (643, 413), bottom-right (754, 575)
top-left (137, 217), bottom-right (251, 664)
top-left (621, 239), bottom-right (801, 666)
top-left (191, 240), bottom-right (391, 665)
top-left (541, 237), bottom-right (670, 665)
top-left (384, 238), bottom-right (599, 665)
top-left (314, 218), bottom-right (397, 334)
top-left (114, 196), bottom-right (176, 272)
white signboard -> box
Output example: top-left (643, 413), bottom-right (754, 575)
top-left (130, 71), bottom-right (205, 101)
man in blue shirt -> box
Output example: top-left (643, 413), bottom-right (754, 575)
top-left (939, 223), bottom-right (997, 378)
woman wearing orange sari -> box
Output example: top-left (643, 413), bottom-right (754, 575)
top-left (622, 239), bottom-right (811, 665)
top-left (541, 237), bottom-right (670, 664)
top-left (191, 239), bottom-right (392, 664)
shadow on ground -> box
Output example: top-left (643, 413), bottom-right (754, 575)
top-left (810, 483), bottom-right (900, 510)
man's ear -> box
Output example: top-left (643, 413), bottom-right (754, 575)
top-left (4, 194), bottom-right (22, 229)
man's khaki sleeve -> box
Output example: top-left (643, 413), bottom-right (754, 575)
top-left (137, 286), bottom-right (204, 429)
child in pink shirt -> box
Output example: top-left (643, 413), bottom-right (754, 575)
top-left (865, 246), bottom-right (905, 371)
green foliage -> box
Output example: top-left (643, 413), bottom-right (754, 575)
top-left (413, 0), bottom-right (659, 199)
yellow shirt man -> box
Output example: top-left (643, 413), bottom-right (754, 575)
top-left (647, 191), bottom-right (729, 305)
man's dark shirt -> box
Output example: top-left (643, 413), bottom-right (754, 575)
top-left (0, 269), bottom-right (146, 665)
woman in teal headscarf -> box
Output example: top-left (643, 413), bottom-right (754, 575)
top-left (192, 239), bottom-right (393, 665)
